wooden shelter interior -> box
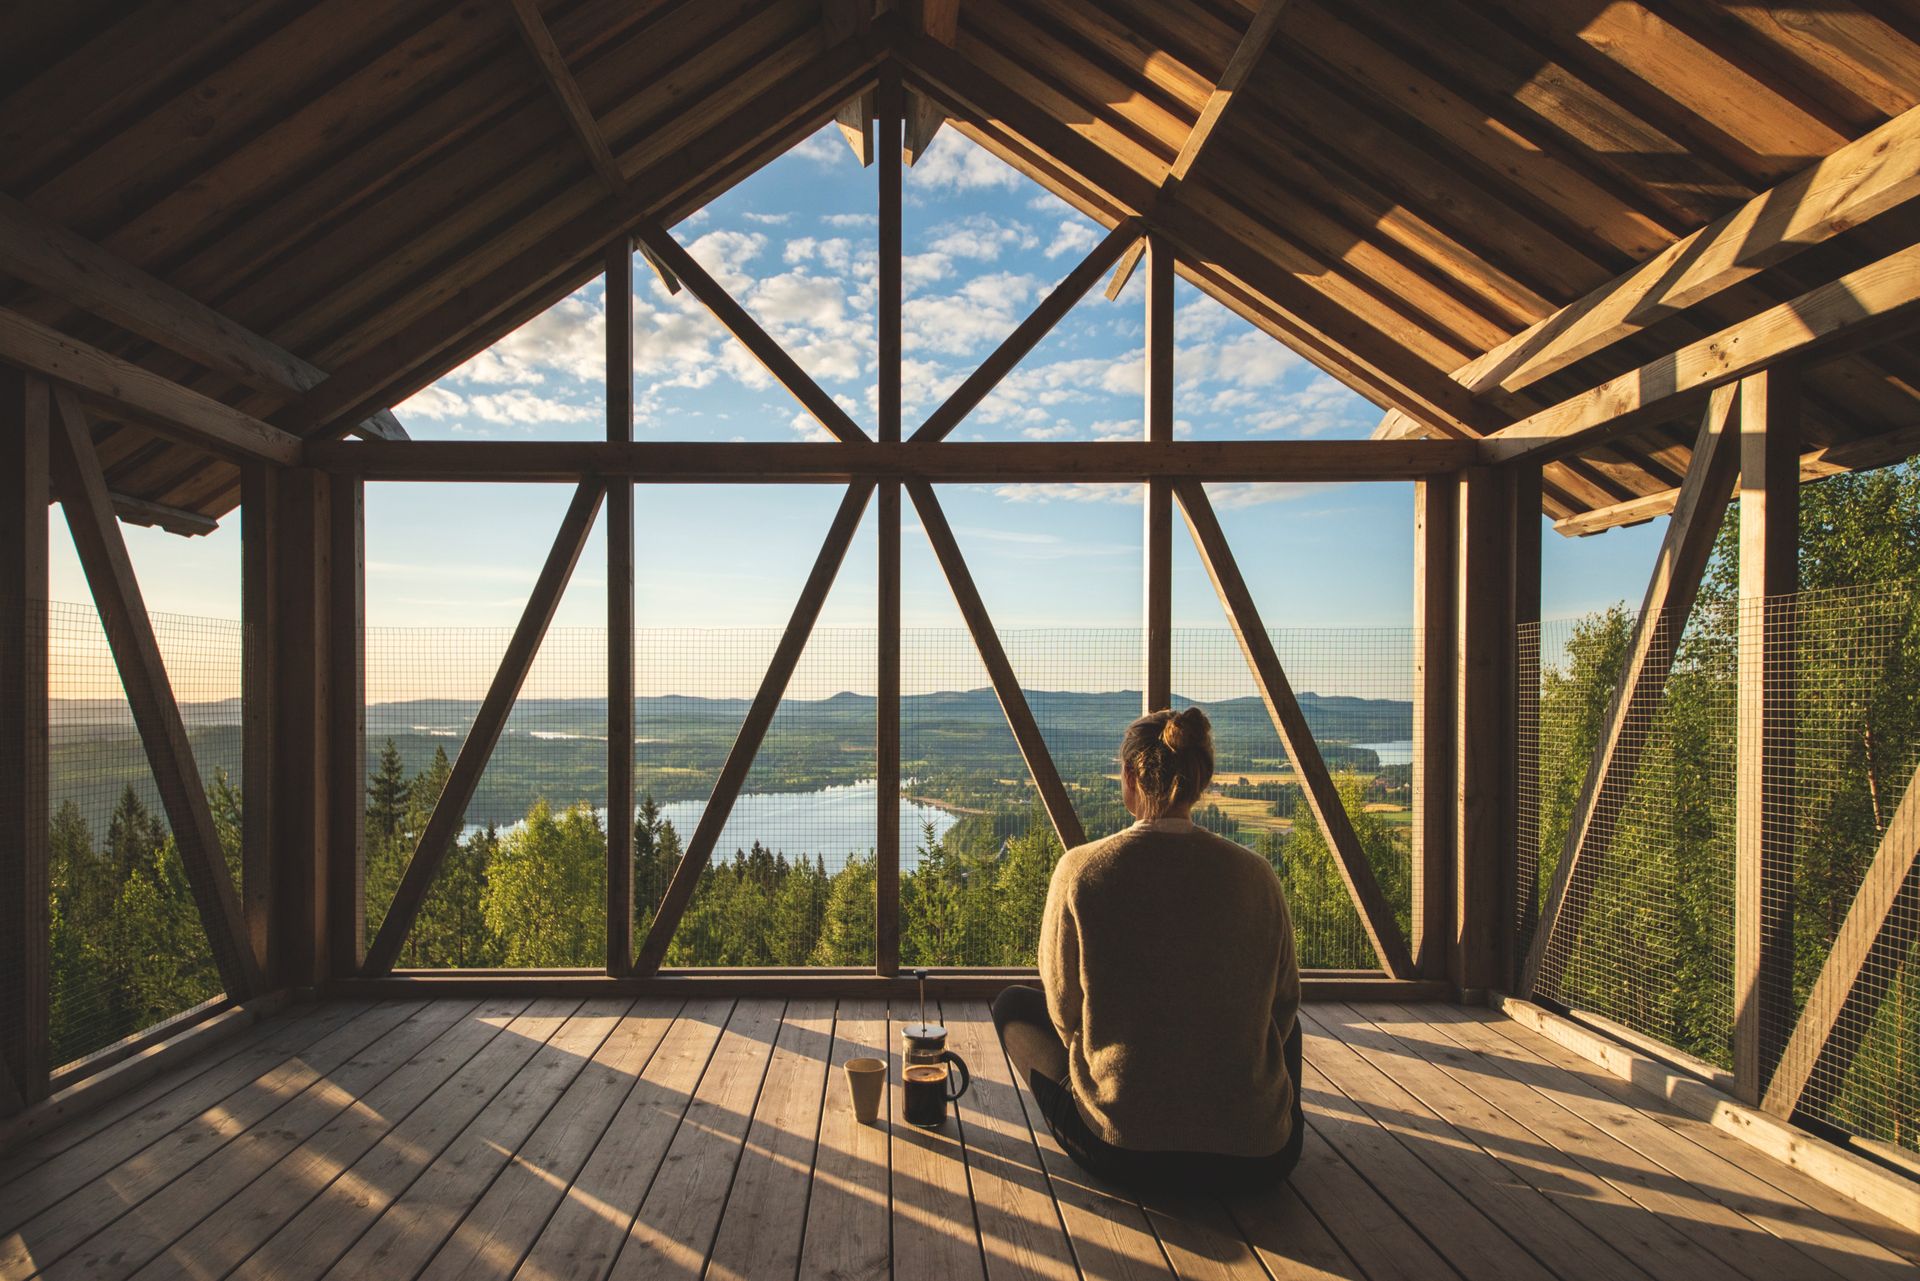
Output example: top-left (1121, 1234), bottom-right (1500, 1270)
top-left (3, 0), bottom-right (1920, 1277)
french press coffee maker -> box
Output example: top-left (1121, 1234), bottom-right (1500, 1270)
top-left (901, 969), bottom-right (971, 1129)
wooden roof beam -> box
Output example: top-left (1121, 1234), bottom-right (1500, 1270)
top-left (1483, 242), bottom-right (1920, 467)
top-left (505, 0), bottom-right (681, 295)
top-left (1, 307), bottom-right (302, 465)
top-left (1376, 104), bottom-right (1920, 439)
top-left (1106, 0), bottom-right (1292, 300)
top-left (903, 0), bottom-right (959, 164)
top-left (0, 195), bottom-right (404, 442)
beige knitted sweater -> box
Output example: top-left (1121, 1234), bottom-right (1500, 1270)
top-left (1038, 817), bottom-right (1300, 1156)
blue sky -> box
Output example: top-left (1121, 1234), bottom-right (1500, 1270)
top-left (52, 124), bottom-right (1666, 662)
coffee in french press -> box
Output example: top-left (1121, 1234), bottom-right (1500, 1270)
top-left (901, 969), bottom-right (970, 1129)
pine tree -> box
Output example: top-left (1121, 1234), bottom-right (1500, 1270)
top-left (811, 855), bottom-right (876, 965)
top-left (367, 738), bottom-right (410, 844)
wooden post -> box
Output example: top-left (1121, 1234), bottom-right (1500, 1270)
top-left (270, 468), bottom-right (333, 989)
top-left (876, 73), bottom-right (903, 976)
top-left (326, 476), bottom-right (362, 979)
top-left (1736, 368), bottom-right (1798, 1105)
top-left (240, 464), bottom-right (276, 978)
top-left (1411, 479), bottom-right (1455, 982)
top-left (1454, 466), bottom-right (1513, 997)
top-left (0, 370), bottom-right (50, 1105)
top-left (1143, 234), bottom-right (1173, 713)
top-left (1509, 463), bottom-right (1542, 992)
top-left (606, 237), bottom-right (635, 978)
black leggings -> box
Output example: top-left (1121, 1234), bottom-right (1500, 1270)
top-left (990, 985), bottom-right (1304, 1193)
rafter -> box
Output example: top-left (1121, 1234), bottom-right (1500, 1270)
top-left (636, 483), bottom-right (876, 974)
top-left (1175, 479), bottom-right (1414, 978)
top-left (1520, 386), bottom-right (1741, 1000)
top-left (49, 389), bottom-right (264, 1000)
top-left (0, 307), bottom-right (302, 464)
top-left (907, 480), bottom-right (1086, 852)
top-left (1382, 103), bottom-right (1920, 422)
top-left (1483, 242), bottom-right (1920, 466)
top-left (903, 0), bottom-right (960, 163)
top-left (1105, 0), bottom-right (1293, 298)
top-left (504, 0), bottom-right (681, 293)
top-left (362, 481), bottom-right (606, 976)
top-left (0, 196), bottom-right (405, 442)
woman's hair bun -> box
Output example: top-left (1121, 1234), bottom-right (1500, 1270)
top-left (1159, 705), bottom-right (1208, 752)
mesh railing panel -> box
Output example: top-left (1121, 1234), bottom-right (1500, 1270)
top-left (1520, 582), bottom-right (1920, 1153)
top-left (1521, 605), bottom-right (1738, 1069)
top-left (47, 601), bottom-right (241, 1068)
top-left (1760, 582), bottom-right (1920, 1153)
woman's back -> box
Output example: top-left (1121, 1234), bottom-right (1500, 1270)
top-left (1040, 816), bottom-right (1299, 1157)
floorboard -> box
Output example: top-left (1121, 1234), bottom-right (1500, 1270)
top-left (1, 997), bottom-right (1909, 1281)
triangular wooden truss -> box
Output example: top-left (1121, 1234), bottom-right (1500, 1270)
top-left (349, 68), bottom-right (1422, 980)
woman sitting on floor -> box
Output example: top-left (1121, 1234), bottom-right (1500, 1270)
top-left (992, 705), bottom-right (1304, 1191)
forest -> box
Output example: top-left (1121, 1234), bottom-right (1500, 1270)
top-left (39, 464), bottom-right (1920, 1153)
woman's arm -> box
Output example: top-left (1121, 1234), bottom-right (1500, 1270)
top-left (1038, 857), bottom-right (1083, 1048)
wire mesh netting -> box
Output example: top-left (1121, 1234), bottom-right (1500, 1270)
top-left (46, 601), bottom-right (242, 1068)
top-left (363, 625), bottom-right (607, 969)
top-left (1179, 628), bottom-right (1414, 970)
top-left (1519, 581), bottom-right (1920, 1154)
top-left (1758, 582), bottom-right (1920, 1153)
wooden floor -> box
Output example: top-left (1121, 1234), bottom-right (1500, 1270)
top-left (2, 997), bottom-right (1916, 1281)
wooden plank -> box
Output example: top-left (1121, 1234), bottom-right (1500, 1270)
top-left (1496, 993), bottom-right (1920, 1238)
top-left (1453, 467), bottom-right (1511, 994)
top-left (1764, 753), bottom-right (1920, 1120)
top-left (706, 1000), bottom-right (835, 1281)
top-left (1410, 479), bottom-right (1453, 982)
top-left (836, 91), bottom-right (875, 165)
top-left (1483, 242), bottom-right (1920, 466)
top-left (907, 481), bottom-right (1086, 851)
top-left (411, 997), bottom-right (679, 1280)
top-left (1175, 480), bottom-right (1411, 976)
top-left (1520, 387), bottom-right (1741, 999)
top-left (633, 223), bottom-right (870, 444)
top-left (513, 999), bottom-right (731, 1281)
top-left (1298, 1053), bottom-right (1551, 1280)
top-left (306, 437), bottom-right (1483, 482)
top-left (1351, 1003), bottom-right (1763, 1281)
top-left (913, 221), bottom-right (1136, 443)
top-left (636, 485), bottom-right (873, 973)
top-left (149, 998), bottom-right (556, 1281)
top-left (2, 308), bottom-right (301, 464)
top-left (326, 476), bottom-right (364, 976)
top-left (1556, 422), bottom-right (1920, 536)
top-left (363, 482), bottom-right (606, 975)
top-left (0, 1001), bottom-right (376, 1230)
top-left (104, 492), bottom-right (219, 537)
top-left (797, 999), bottom-right (891, 1281)
top-left (605, 998), bottom-right (782, 1279)
top-left (234, 998), bottom-right (606, 1281)
top-left (1168, 0), bottom-right (1289, 183)
top-left (1735, 368), bottom-right (1798, 1105)
top-left (891, 998), bottom-right (986, 1281)
top-left (0, 372), bottom-right (49, 1109)
top-left (1279, 1123), bottom-right (1451, 1281)
top-left (21, 998), bottom-right (489, 1281)
top-left (1143, 236), bottom-right (1173, 713)
top-left (1453, 104), bottom-right (1920, 397)
top-left (607, 238), bottom-right (635, 979)
top-left (943, 1001), bottom-right (1079, 1281)
top-left (1302, 1005), bottom-right (1646, 1281)
top-left (0, 194), bottom-right (403, 439)
top-left (49, 389), bottom-right (264, 1000)
top-left (324, 972), bottom-right (1450, 1001)
top-left (1447, 1004), bottom-right (1911, 1281)
top-left (1222, 1178), bottom-right (1362, 1281)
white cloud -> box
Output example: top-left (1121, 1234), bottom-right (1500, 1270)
top-left (1203, 482), bottom-right (1310, 510)
top-left (928, 214), bottom-right (1037, 261)
top-left (1044, 220), bottom-right (1101, 259)
top-left (788, 129), bottom-right (851, 166)
top-left (822, 212), bottom-right (877, 228)
top-left (993, 482), bottom-right (1140, 504)
top-left (907, 131), bottom-right (1019, 192)
top-left (1239, 374), bottom-right (1371, 439)
top-left (741, 211), bottom-right (791, 224)
top-left (465, 388), bottom-right (597, 425)
top-left (685, 229), bottom-right (766, 291)
top-left (440, 288), bottom-right (603, 386)
top-left (397, 384), bottom-right (467, 419)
